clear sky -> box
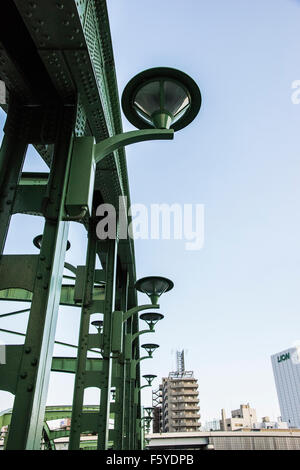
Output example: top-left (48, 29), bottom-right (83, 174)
top-left (1, 0), bottom-right (300, 426)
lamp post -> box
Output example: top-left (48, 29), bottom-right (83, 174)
top-left (140, 406), bottom-right (154, 448)
top-left (129, 344), bottom-right (159, 449)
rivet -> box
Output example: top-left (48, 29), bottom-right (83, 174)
top-left (25, 347), bottom-right (31, 354)
top-left (31, 359), bottom-right (38, 366)
top-left (20, 372), bottom-right (27, 379)
top-left (27, 384), bottom-right (34, 392)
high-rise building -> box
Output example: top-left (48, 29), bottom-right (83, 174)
top-left (271, 346), bottom-right (300, 428)
top-left (152, 351), bottom-right (201, 433)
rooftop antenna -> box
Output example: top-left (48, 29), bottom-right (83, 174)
top-left (176, 350), bottom-right (185, 376)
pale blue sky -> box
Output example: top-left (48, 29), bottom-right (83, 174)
top-left (1, 0), bottom-right (300, 425)
top-left (107, 0), bottom-right (300, 423)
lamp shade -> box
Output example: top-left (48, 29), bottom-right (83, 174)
top-left (135, 276), bottom-right (174, 304)
top-left (141, 343), bottom-right (159, 357)
top-left (144, 407), bottom-right (154, 416)
top-left (33, 234), bottom-right (71, 251)
top-left (91, 320), bottom-right (103, 331)
top-left (143, 374), bottom-right (157, 382)
top-left (140, 312), bottom-right (164, 330)
top-left (122, 67), bottom-right (201, 131)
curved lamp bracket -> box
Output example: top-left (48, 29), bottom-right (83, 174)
top-left (94, 129), bottom-right (174, 164)
top-left (132, 329), bottom-right (155, 342)
top-left (65, 129), bottom-right (173, 221)
top-left (123, 304), bottom-right (159, 323)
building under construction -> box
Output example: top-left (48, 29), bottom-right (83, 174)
top-left (152, 351), bottom-right (201, 433)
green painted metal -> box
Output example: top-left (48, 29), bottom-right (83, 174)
top-left (69, 221), bottom-right (99, 449)
top-left (111, 311), bottom-right (123, 354)
top-left (132, 329), bottom-right (155, 342)
top-left (5, 106), bottom-right (76, 450)
top-left (0, 308), bottom-right (30, 319)
top-left (0, 101), bottom-right (29, 255)
top-left (93, 129), bottom-right (173, 164)
top-left (0, 0), bottom-right (179, 451)
top-left (51, 357), bottom-right (103, 374)
top-left (97, 238), bottom-right (118, 450)
top-left (0, 284), bottom-right (104, 306)
top-left (123, 304), bottom-right (159, 323)
top-left (111, 271), bottom-right (128, 449)
top-left (65, 137), bottom-right (95, 218)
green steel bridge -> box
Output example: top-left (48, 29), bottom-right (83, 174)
top-left (0, 0), bottom-right (200, 450)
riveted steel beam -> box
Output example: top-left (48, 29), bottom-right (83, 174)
top-left (5, 105), bottom-right (76, 450)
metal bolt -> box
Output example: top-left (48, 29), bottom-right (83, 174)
top-left (25, 347), bottom-right (31, 354)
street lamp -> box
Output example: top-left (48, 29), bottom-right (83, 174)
top-left (33, 234), bottom-right (71, 251)
top-left (64, 68), bottom-right (201, 220)
top-left (131, 344), bottom-right (160, 378)
top-left (141, 374), bottom-right (157, 388)
top-left (143, 407), bottom-right (154, 418)
top-left (135, 276), bottom-right (174, 305)
top-left (141, 343), bottom-right (159, 358)
top-left (122, 67), bottom-right (201, 130)
top-left (91, 320), bottom-right (103, 334)
top-left (140, 313), bottom-right (164, 331)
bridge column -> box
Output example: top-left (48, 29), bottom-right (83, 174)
top-left (0, 98), bottom-right (28, 254)
top-left (5, 104), bottom-right (76, 450)
top-left (96, 237), bottom-right (118, 449)
top-left (111, 270), bottom-right (129, 449)
top-left (68, 219), bottom-right (98, 450)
